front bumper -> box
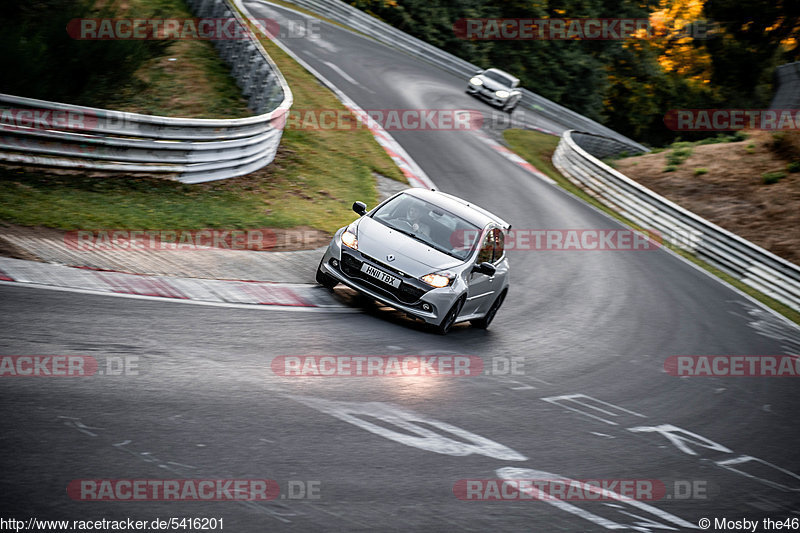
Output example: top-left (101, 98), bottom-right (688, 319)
top-left (466, 84), bottom-right (509, 107)
top-left (319, 235), bottom-right (460, 325)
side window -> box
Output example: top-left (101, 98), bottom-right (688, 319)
top-left (492, 228), bottom-right (505, 262)
top-left (477, 231), bottom-right (493, 264)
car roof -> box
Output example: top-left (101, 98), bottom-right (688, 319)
top-left (400, 188), bottom-right (511, 230)
top-left (484, 68), bottom-right (519, 85)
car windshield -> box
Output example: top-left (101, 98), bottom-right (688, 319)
top-left (483, 70), bottom-right (514, 87)
top-left (371, 194), bottom-right (482, 260)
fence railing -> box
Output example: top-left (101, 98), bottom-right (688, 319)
top-left (770, 62), bottom-right (800, 110)
top-left (554, 131), bottom-right (800, 312)
top-left (0, 0), bottom-right (292, 184)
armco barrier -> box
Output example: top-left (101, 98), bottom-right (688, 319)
top-left (0, 0), bottom-right (291, 184)
top-left (770, 62), bottom-right (800, 110)
top-left (553, 131), bottom-right (800, 312)
top-left (277, 0), bottom-right (648, 153)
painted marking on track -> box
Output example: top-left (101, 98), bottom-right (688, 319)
top-left (322, 60), bottom-right (360, 86)
top-left (311, 38), bottom-right (340, 54)
top-left (547, 395), bottom-right (800, 493)
top-left (167, 461), bottom-right (198, 470)
top-left (529, 375), bottom-right (554, 386)
top-left (507, 380), bottom-right (536, 390)
top-left (715, 456), bottom-right (800, 492)
top-left (59, 416), bottom-right (103, 437)
top-left (626, 424), bottom-right (733, 456)
top-left (496, 467), bottom-right (697, 531)
top-left (290, 395), bottom-right (527, 461)
top-left (736, 304), bottom-right (800, 353)
top-left (541, 394), bottom-right (647, 425)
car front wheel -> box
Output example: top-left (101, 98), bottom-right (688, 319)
top-left (471, 290), bottom-right (506, 329)
top-left (316, 259), bottom-right (338, 289)
top-left (435, 296), bottom-right (465, 335)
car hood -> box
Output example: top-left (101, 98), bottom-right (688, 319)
top-left (354, 217), bottom-right (463, 277)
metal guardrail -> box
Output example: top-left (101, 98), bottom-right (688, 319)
top-left (0, 0), bottom-right (292, 184)
top-left (279, 0), bottom-right (648, 153)
top-left (770, 62), bottom-right (800, 110)
top-left (554, 131), bottom-right (800, 312)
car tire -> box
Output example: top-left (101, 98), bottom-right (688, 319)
top-left (316, 259), bottom-right (338, 290)
top-left (503, 100), bottom-right (518, 113)
top-left (471, 290), bottom-right (506, 329)
top-left (435, 296), bottom-right (465, 335)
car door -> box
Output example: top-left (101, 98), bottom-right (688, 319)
top-left (483, 227), bottom-right (508, 315)
top-left (462, 227), bottom-right (499, 316)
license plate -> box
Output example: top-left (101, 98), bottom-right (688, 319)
top-left (361, 263), bottom-right (401, 288)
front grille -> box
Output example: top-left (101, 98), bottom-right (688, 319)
top-left (338, 252), bottom-right (430, 305)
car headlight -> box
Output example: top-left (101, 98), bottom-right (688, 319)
top-left (495, 90), bottom-right (510, 98)
top-left (469, 77), bottom-right (483, 86)
top-left (421, 270), bottom-right (455, 288)
top-left (341, 227), bottom-right (358, 250)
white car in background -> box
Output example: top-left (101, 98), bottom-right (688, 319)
top-left (466, 68), bottom-right (522, 112)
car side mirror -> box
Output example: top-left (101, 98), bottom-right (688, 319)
top-left (353, 201), bottom-right (367, 216)
top-left (473, 262), bottom-right (496, 276)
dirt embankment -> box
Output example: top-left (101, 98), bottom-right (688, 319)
top-left (612, 131), bottom-right (800, 265)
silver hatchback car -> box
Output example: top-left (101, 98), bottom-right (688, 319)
top-left (316, 189), bottom-right (510, 334)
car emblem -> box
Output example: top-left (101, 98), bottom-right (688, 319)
top-left (386, 254), bottom-right (395, 262)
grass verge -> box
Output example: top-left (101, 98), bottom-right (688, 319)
top-left (0, 1), bottom-right (405, 234)
top-left (1, 0), bottom-right (250, 119)
top-left (106, 0), bottom-right (252, 118)
top-left (503, 129), bottom-right (800, 326)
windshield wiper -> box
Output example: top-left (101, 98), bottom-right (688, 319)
top-left (425, 240), bottom-right (456, 256)
top-left (389, 225), bottom-right (459, 257)
top-left (389, 225), bottom-right (424, 242)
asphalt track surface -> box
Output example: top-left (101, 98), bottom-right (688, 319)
top-left (1, 3), bottom-right (799, 530)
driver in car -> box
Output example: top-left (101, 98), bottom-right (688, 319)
top-left (405, 204), bottom-right (431, 237)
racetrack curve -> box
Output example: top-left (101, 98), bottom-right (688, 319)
top-left (1, 2), bottom-right (799, 530)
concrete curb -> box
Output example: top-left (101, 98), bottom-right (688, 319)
top-left (0, 257), bottom-right (349, 310)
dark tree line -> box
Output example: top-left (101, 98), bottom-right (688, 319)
top-left (0, 0), bottom-right (171, 106)
top-left (352, 0), bottom-right (800, 146)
